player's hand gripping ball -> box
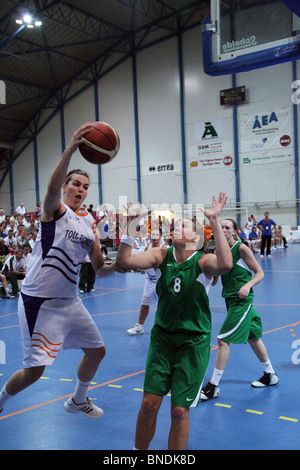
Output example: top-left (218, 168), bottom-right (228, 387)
top-left (79, 121), bottom-right (120, 164)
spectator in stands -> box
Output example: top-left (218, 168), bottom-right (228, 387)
top-left (248, 226), bottom-right (261, 253)
top-left (87, 204), bottom-right (94, 216)
top-left (23, 214), bottom-right (32, 229)
top-left (5, 220), bottom-right (18, 237)
top-left (28, 230), bottom-right (38, 251)
top-left (17, 229), bottom-right (29, 249)
top-left (27, 218), bottom-right (38, 237)
top-left (0, 225), bottom-right (7, 240)
top-left (0, 271), bottom-right (15, 298)
top-left (238, 227), bottom-right (249, 246)
top-left (10, 211), bottom-right (19, 225)
top-left (22, 244), bottom-right (31, 266)
top-left (35, 201), bottom-right (42, 220)
top-left (0, 209), bottom-right (5, 224)
top-left (274, 225), bottom-right (288, 248)
top-left (5, 230), bottom-right (17, 253)
top-left (16, 203), bottom-right (26, 216)
top-left (2, 248), bottom-right (27, 296)
top-left (0, 238), bottom-right (10, 267)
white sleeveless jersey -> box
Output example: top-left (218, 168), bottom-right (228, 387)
top-left (22, 205), bottom-right (96, 298)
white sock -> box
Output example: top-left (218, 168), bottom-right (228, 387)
top-left (72, 379), bottom-right (90, 404)
top-left (262, 360), bottom-right (275, 374)
top-left (0, 384), bottom-right (13, 409)
top-left (211, 368), bottom-right (224, 386)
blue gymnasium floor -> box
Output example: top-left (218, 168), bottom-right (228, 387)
top-left (0, 244), bottom-right (299, 451)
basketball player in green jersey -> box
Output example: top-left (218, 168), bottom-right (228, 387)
top-left (116, 193), bottom-right (232, 450)
top-left (201, 219), bottom-right (279, 401)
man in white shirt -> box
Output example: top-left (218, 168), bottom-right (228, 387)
top-left (16, 203), bottom-right (26, 216)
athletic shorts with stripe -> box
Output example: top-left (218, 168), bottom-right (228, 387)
top-left (143, 324), bottom-right (211, 408)
top-left (218, 297), bottom-right (263, 344)
top-left (141, 278), bottom-right (158, 306)
top-left (18, 293), bottom-right (104, 368)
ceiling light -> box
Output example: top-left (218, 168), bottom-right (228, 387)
top-left (23, 14), bottom-right (32, 23)
top-left (15, 13), bottom-right (42, 28)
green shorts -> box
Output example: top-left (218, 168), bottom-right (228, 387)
top-left (143, 325), bottom-right (211, 408)
top-left (218, 297), bottom-right (262, 344)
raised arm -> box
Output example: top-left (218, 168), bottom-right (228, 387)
top-left (199, 193), bottom-right (233, 277)
top-left (42, 122), bottom-right (92, 222)
top-left (116, 203), bottom-right (167, 271)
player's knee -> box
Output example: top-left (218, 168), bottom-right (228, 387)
top-left (140, 394), bottom-right (161, 417)
top-left (24, 366), bottom-right (45, 385)
top-left (171, 405), bottom-right (189, 426)
top-left (84, 346), bottom-right (106, 364)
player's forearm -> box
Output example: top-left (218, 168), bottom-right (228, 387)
top-left (210, 218), bottom-right (232, 274)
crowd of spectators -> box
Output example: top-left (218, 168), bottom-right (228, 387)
top-left (0, 202), bottom-right (41, 298)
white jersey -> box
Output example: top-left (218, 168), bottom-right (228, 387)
top-left (22, 205), bottom-right (96, 298)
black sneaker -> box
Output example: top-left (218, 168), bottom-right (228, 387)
top-left (251, 372), bottom-right (279, 388)
top-left (200, 381), bottom-right (220, 401)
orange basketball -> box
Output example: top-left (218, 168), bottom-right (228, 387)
top-left (79, 121), bottom-right (120, 164)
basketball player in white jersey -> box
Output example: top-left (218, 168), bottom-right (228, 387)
top-left (0, 123), bottom-right (122, 419)
top-left (127, 227), bottom-right (165, 335)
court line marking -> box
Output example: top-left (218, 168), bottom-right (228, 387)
top-left (0, 369), bottom-right (145, 421)
top-left (246, 409), bottom-right (264, 415)
top-left (279, 416), bottom-right (298, 422)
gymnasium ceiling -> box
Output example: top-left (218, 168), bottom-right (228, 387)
top-left (0, 0), bottom-right (210, 171)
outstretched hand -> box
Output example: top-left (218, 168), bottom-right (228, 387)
top-left (125, 202), bottom-right (150, 238)
top-left (67, 122), bottom-right (92, 154)
top-left (199, 192), bottom-right (228, 221)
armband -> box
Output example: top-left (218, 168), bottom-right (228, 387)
top-left (120, 234), bottom-right (135, 247)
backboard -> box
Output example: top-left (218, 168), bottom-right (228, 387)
top-left (202, 0), bottom-right (300, 76)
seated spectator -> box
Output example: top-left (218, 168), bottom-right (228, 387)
top-left (0, 225), bottom-right (7, 240)
top-left (274, 225), bottom-right (288, 249)
top-left (16, 214), bottom-right (24, 228)
top-left (5, 230), bottom-right (17, 253)
top-left (23, 213), bottom-right (32, 229)
top-left (248, 226), bottom-right (261, 252)
top-left (28, 230), bottom-right (38, 251)
top-left (10, 211), bottom-right (19, 225)
top-left (0, 238), bottom-right (10, 266)
top-left (238, 227), bottom-right (249, 246)
top-left (17, 229), bottom-right (29, 249)
top-left (4, 220), bottom-right (18, 237)
top-left (0, 209), bottom-right (5, 224)
top-left (0, 272), bottom-right (15, 299)
top-left (22, 244), bottom-right (31, 266)
top-left (27, 218), bottom-right (38, 237)
top-left (16, 203), bottom-right (26, 216)
top-left (2, 248), bottom-right (27, 296)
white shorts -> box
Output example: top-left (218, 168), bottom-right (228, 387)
top-left (141, 278), bottom-right (158, 306)
top-left (18, 293), bottom-right (104, 368)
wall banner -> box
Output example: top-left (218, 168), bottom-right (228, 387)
top-left (239, 107), bottom-right (293, 165)
top-left (188, 119), bottom-right (233, 170)
top-left (142, 160), bottom-right (181, 176)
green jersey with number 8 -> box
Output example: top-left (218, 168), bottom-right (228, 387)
top-left (154, 246), bottom-right (212, 335)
